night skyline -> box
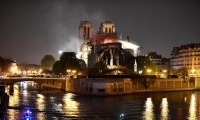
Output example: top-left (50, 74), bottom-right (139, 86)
top-left (0, 0), bottom-right (200, 64)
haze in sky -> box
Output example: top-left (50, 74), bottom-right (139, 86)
top-left (0, 0), bottom-right (200, 64)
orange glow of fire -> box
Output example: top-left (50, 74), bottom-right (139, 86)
top-left (91, 38), bottom-right (117, 45)
top-left (103, 38), bottom-right (115, 43)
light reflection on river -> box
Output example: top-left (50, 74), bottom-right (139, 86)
top-left (5, 81), bottom-right (200, 120)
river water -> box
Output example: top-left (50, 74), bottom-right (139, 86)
top-left (5, 81), bottom-right (200, 120)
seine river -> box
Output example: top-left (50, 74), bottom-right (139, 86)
top-left (5, 81), bottom-right (200, 120)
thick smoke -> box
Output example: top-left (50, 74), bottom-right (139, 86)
top-left (51, 1), bottom-right (108, 58)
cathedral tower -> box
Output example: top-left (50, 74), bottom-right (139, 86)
top-left (99, 21), bottom-right (115, 34)
top-left (79, 21), bottom-right (94, 67)
top-left (79, 21), bottom-right (94, 41)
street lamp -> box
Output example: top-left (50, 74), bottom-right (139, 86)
top-left (66, 69), bottom-right (77, 75)
top-left (58, 50), bottom-right (63, 60)
top-left (162, 69), bottom-right (167, 78)
top-left (147, 69), bottom-right (151, 75)
top-left (10, 66), bottom-right (18, 74)
top-left (66, 69), bottom-right (77, 78)
top-left (191, 69), bottom-right (196, 77)
top-left (72, 70), bottom-right (77, 74)
top-left (191, 69), bottom-right (196, 73)
top-left (66, 69), bottom-right (71, 73)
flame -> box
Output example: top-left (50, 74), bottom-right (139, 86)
top-left (91, 38), bottom-right (116, 45)
top-left (90, 33), bottom-right (118, 45)
top-left (103, 38), bottom-right (116, 43)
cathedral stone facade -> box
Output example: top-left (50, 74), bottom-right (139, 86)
top-left (78, 21), bottom-right (140, 68)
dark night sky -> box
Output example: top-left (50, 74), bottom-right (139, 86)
top-left (0, 0), bottom-right (200, 64)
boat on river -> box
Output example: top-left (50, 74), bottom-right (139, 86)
top-left (24, 109), bottom-right (32, 120)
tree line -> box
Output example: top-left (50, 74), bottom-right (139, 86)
top-left (0, 56), bottom-right (15, 73)
top-left (0, 52), bottom-right (188, 76)
top-left (40, 52), bottom-right (158, 75)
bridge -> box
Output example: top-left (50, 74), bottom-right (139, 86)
top-left (1, 78), bottom-right (67, 92)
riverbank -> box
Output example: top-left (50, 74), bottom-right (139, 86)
top-left (42, 76), bottom-right (200, 96)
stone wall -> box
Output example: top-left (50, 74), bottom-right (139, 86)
top-left (42, 80), bottom-right (66, 91)
top-left (65, 77), bottom-right (200, 96)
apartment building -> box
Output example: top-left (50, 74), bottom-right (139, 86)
top-left (170, 43), bottom-right (200, 77)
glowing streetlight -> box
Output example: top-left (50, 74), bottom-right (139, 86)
top-left (191, 69), bottom-right (196, 73)
top-left (10, 66), bottom-right (18, 74)
top-left (162, 70), bottom-right (167, 73)
top-left (66, 69), bottom-right (77, 78)
top-left (162, 69), bottom-right (167, 78)
top-left (66, 69), bottom-right (77, 74)
top-left (147, 69), bottom-right (152, 75)
top-left (191, 69), bottom-right (196, 77)
top-left (72, 70), bottom-right (77, 74)
top-left (58, 50), bottom-right (63, 60)
top-left (66, 69), bottom-right (71, 73)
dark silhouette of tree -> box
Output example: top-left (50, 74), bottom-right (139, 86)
top-left (41, 55), bottom-right (56, 71)
top-left (52, 52), bottom-right (86, 75)
top-left (52, 61), bottom-right (60, 75)
top-left (127, 55), bottom-right (157, 74)
top-left (175, 67), bottom-right (188, 77)
top-left (0, 56), bottom-right (13, 73)
top-left (87, 61), bottom-right (107, 75)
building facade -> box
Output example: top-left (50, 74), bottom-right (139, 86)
top-left (147, 52), bottom-right (170, 78)
top-left (170, 43), bottom-right (200, 77)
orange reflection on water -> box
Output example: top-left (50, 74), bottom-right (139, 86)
top-left (142, 98), bottom-right (155, 120)
top-left (188, 93), bottom-right (197, 120)
top-left (62, 93), bottom-right (80, 117)
top-left (36, 94), bottom-right (46, 111)
top-left (160, 98), bottom-right (169, 120)
top-left (8, 85), bottom-right (20, 106)
top-left (37, 112), bottom-right (46, 120)
top-left (7, 109), bottom-right (20, 120)
top-left (7, 85), bottom-right (20, 120)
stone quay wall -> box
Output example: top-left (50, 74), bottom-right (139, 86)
top-left (65, 77), bottom-right (200, 96)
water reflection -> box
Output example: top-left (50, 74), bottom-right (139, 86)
top-left (143, 98), bottom-right (155, 120)
top-left (36, 85), bottom-right (46, 120)
top-left (36, 94), bottom-right (45, 111)
top-left (36, 112), bottom-right (46, 120)
top-left (7, 84), bottom-right (20, 120)
top-left (5, 82), bottom-right (200, 120)
top-left (8, 85), bottom-right (19, 106)
top-left (188, 93), bottom-right (197, 120)
top-left (160, 98), bottom-right (169, 120)
top-left (63, 93), bottom-right (80, 117)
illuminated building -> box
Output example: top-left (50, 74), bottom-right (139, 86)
top-left (16, 63), bottom-right (42, 75)
top-left (78, 21), bottom-right (140, 68)
top-left (147, 52), bottom-right (170, 77)
top-left (170, 43), bottom-right (200, 77)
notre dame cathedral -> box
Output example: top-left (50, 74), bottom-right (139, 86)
top-left (77, 21), bottom-right (140, 68)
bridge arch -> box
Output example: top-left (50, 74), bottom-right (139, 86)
top-left (1, 78), bottom-right (66, 92)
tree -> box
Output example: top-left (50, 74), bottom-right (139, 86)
top-left (93, 61), bottom-right (107, 70)
top-left (169, 67), bottom-right (176, 75)
top-left (41, 55), bottom-right (56, 71)
top-left (127, 56), bottom-right (157, 75)
top-left (52, 61), bottom-right (60, 75)
top-left (0, 56), bottom-right (13, 73)
top-left (87, 61), bottom-right (107, 75)
top-left (52, 52), bottom-right (86, 75)
top-left (175, 67), bottom-right (188, 77)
